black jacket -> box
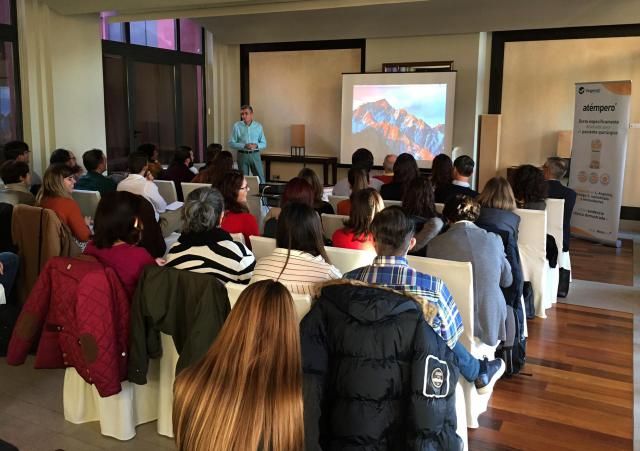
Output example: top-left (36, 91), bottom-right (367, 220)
top-left (301, 280), bottom-right (462, 451)
top-left (475, 208), bottom-right (524, 309)
top-left (546, 179), bottom-right (576, 252)
top-left (380, 181), bottom-right (405, 200)
top-left (434, 183), bottom-right (478, 204)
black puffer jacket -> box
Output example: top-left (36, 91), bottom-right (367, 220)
top-left (301, 280), bottom-right (462, 451)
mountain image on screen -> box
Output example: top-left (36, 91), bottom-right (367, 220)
top-left (352, 99), bottom-right (445, 160)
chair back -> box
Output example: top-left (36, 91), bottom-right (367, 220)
top-left (245, 175), bottom-right (260, 194)
top-left (321, 213), bottom-right (348, 240)
top-left (250, 235), bottom-right (277, 260)
top-left (435, 203), bottom-right (444, 214)
top-left (72, 189), bottom-right (101, 218)
top-left (180, 182), bottom-right (210, 201)
top-left (514, 208), bottom-right (547, 250)
top-left (383, 199), bottom-right (402, 208)
top-left (546, 199), bottom-right (564, 254)
top-left (328, 195), bottom-right (348, 212)
top-left (153, 180), bottom-right (178, 204)
top-left (226, 281), bottom-right (312, 320)
top-left (324, 246), bottom-right (376, 274)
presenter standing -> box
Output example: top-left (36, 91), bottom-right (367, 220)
top-left (229, 105), bottom-right (267, 183)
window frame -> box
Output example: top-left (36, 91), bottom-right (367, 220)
top-left (0, 0), bottom-right (22, 140)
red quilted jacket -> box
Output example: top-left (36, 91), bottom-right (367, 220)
top-left (7, 256), bottom-right (130, 397)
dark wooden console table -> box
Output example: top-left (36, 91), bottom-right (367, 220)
top-left (261, 154), bottom-right (338, 185)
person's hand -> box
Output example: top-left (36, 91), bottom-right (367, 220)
top-left (145, 171), bottom-right (154, 181)
top-left (155, 258), bottom-right (167, 266)
top-left (84, 216), bottom-right (93, 227)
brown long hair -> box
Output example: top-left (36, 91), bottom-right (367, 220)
top-left (219, 169), bottom-right (249, 213)
top-left (36, 164), bottom-right (74, 204)
top-left (173, 280), bottom-right (304, 451)
top-left (344, 187), bottom-right (384, 238)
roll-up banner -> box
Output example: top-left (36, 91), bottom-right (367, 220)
top-left (569, 80), bottom-right (631, 247)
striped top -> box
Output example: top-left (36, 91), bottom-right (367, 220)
top-left (166, 229), bottom-right (256, 284)
top-left (250, 248), bottom-right (342, 296)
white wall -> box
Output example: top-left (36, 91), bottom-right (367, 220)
top-left (18, 0), bottom-right (106, 175)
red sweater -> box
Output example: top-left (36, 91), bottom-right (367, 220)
top-left (221, 211), bottom-right (260, 248)
top-left (331, 228), bottom-right (375, 251)
top-left (40, 196), bottom-right (91, 242)
top-left (84, 242), bottom-right (156, 298)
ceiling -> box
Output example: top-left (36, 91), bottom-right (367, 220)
top-left (42, 0), bottom-right (640, 44)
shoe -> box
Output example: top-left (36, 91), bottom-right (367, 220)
top-left (474, 358), bottom-right (505, 395)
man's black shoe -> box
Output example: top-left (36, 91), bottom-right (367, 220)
top-left (475, 358), bottom-right (505, 395)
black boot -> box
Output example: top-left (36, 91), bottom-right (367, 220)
top-left (557, 268), bottom-right (570, 298)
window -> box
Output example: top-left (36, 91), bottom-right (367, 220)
top-left (179, 19), bottom-right (202, 54)
top-left (130, 19), bottom-right (176, 50)
top-left (0, 0), bottom-right (20, 142)
top-left (100, 11), bottom-right (125, 42)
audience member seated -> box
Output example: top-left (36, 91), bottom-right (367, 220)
top-left (434, 155), bottom-right (478, 203)
top-left (0, 161), bottom-right (36, 206)
top-left (251, 203), bottom-right (341, 296)
top-left (332, 147), bottom-right (383, 196)
top-left (161, 146), bottom-right (196, 201)
top-left (427, 195), bottom-right (512, 347)
top-left (476, 176), bottom-right (524, 310)
top-left (0, 252), bottom-right (19, 301)
top-left (117, 152), bottom-right (167, 221)
top-left (134, 195), bottom-right (167, 258)
top-left (373, 153), bottom-right (396, 184)
top-left (301, 272), bottom-right (462, 450)
top-left (166, 187), bottom-right (255, 283)
top-left (345, 206), bottom-right (505, 394)
top-left (173, 280), bottom-right (304, 451)
top-left (430, 153), bottom-right (453, 195)
top-left (198, 142), bottom-right (222, 172)
top-left (74, 148), bottom-right (117, 195)
top-left (263, 177), bottom-right (315, 238)
top-left (402, 175), bottom-right (444, 255)
top-left (84, 191), bottom-right (157, 298)
top-left (2, 140), bottom-right (41, 189)
top-left (50, 148), bottom-right (83, 180)
top-left (138, 142), bottom-right (164, 179)
top-left (192, 150), bottom-right (233, 186)
top-left (298, 167), bottom-right (334, 215)
top-left (36, 164), bottom-right (91, 246)
top-left (331, 188), bottom-right (383, 251)
top-left (380, 152), bottom-right (420, 200)
top-left (219, 169), bottom-right (260, 246)
top-left (543, 157), bottom-right (576, 253)
top-left (337, 168), bottom-right (367, 215)
top-left (511, 164), bottom-right (547, 210)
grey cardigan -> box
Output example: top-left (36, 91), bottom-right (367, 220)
top-left (426, 221), bottom-right (512, 346)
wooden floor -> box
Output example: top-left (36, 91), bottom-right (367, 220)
top-left (571, 237), bottom-right (634, 286)
top-left (468, 303), bottom-right (633, 451)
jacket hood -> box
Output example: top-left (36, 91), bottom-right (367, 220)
top-left (317, 279), bottom-right (437, 324)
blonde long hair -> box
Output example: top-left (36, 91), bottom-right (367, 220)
top-left (173, 280), bottom-right (304, 451)
top-left (36, 164), bottom-right (74, 204)
top-left (477, 176), bottom-right (517, 211)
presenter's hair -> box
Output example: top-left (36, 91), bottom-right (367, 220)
top-left (173, 279), bottom-right (304, 451)
top-left (403, 175), bottom-right (437, 219)
top-left (431, 154), bottom-right (453, 189)
top-left (453, 155), bottom-right (475, 177)
top-left (240, 104), bottom-right (253, 112)
top-left (443, 194), bottom-right (481, 223)
top-left (545, 157), bottom-right (567, 179)
top-left (477, 176), bottom-right (517, 211)
top-left (512, 164), bottom-right (548, 204)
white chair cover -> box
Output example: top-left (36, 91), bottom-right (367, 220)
top-left (249, 235), bottom-right (277, 261)
top-left (406, 255), bottom-right (496, 428)
top-left (156, 333), bottom-right (179, 438)
top-left (321, 213), bottom-right (348, 241)
top-left (324, 246), bottom-right (376, 274)
top-left (180, 182), bottom-right (210, 201)
top-left (72, 190), bottom-right (101, 218)
top-left (435, 203), bottom-right (444, 214)
top-left (515, 208), bottom-right (551, 318)
top-left (229, 232), bottom-right (246, 245)
top-left (382, 200), bottom-right (402, 208)
top-left (328, 195), bottom-right (348, 212)
top-left (455, 382), bottom-right (468, 451)
top-left (163, 232), bottom-right (181, 253)
top-left (63, 359), bottom-right (161, 440)
top-left (153, 180), bottom-right (178, 204)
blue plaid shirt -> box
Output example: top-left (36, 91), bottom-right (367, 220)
top-left (344, 256), bottom-right (464, 349)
